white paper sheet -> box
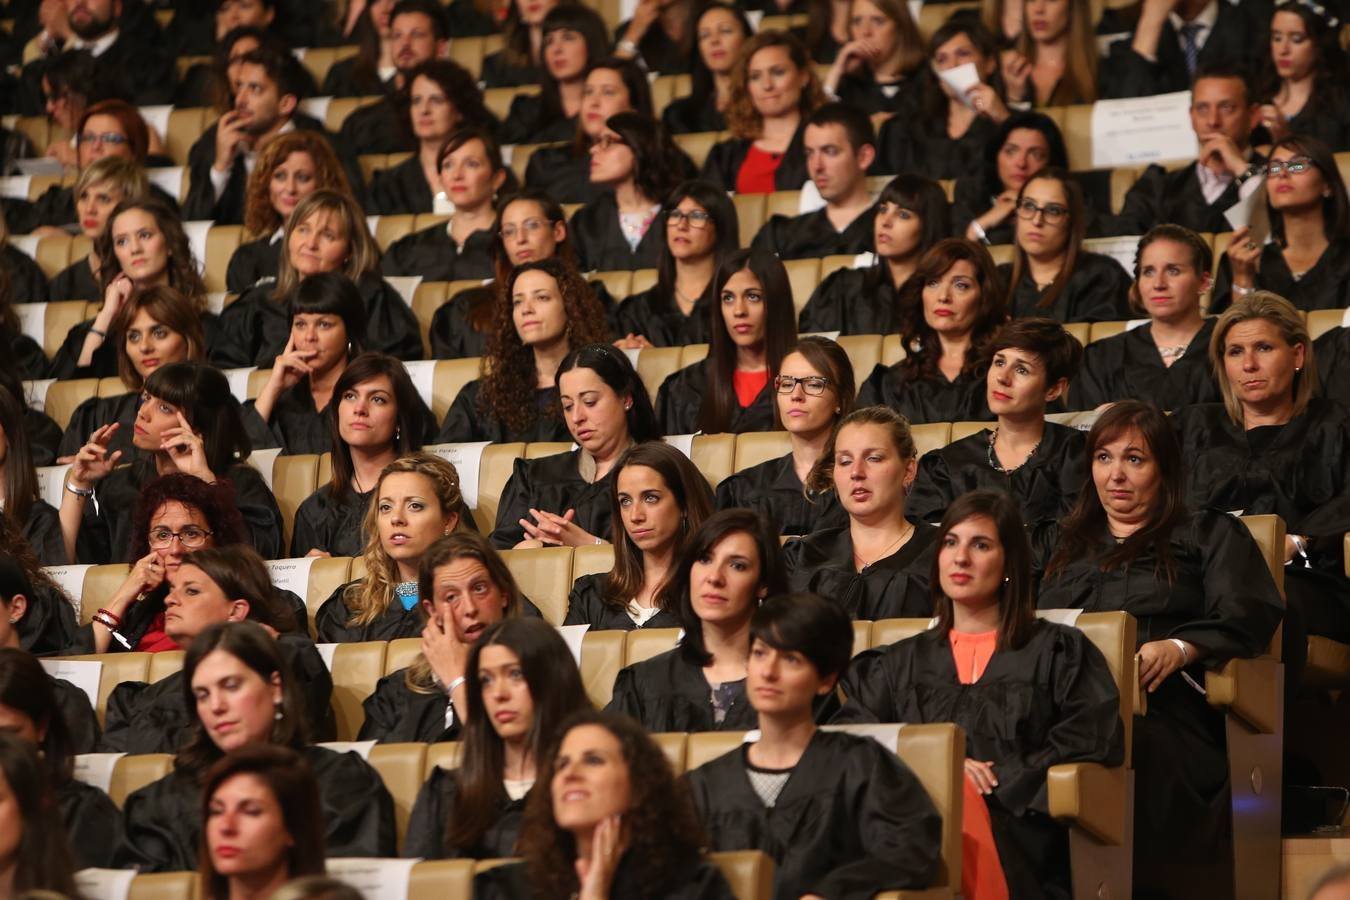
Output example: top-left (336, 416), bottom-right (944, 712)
top-left (0, 176), bottom-right (32, 200)
top-left (243, 446), bottom-right (283, 491)
top-left (138, 105), bottom-right (172, 143)
top-left (182, 220), bottom-right (213, 275)
top-left (145, 167), bottom-right (184, 203)
top-left (316, 642), bottom-right (339, 671)
top-left (13, 157), bottom-right (63, 177)
top-left (1342, 307), bottom-right (1350, 327)
top-left (663, 434), bottom-right (696, 458)
top-left (36, 464), bottom-right (72, 509)
top-left (424, 441), bottom-right (492, 509)
top-left (385, 275), bottom-right (423, 307)
top-left (432, 192), bottom-right (455, 215)
top-left (299, 96), bottom-right (333, 124)
top-left (23, 378), bottom-right (56, 412)
top-left (41, 658), bottom-right (102, 710)
top-left (15, 302), bottom-right (45, 345)
top-left (1223, 177), bottom-right (1270, 248)
top-left (74, 867), bottom-right (137, 900)
top-left (622, 348), bottom-right (642, 369)
top-left (823, 722), bottom-right (904, 751)
top-left (403, 359), bottom-right (437, 412)
top-left (557, 624), bottom-right (589, 666)
top-left (745, 9), bottom-right (763, 29)
top-left (205, 291), bottom-right (229, 315)
top-left (41, 564), bottom-right (92, 617)
top-left (318, 740), bottom-right (379, 760)
top-left (326, 857), bottom-right (420, 900)
top-left (937, 62), bottom-right (981, 108)
top-left (852, 252), bottom-right (875, 269)
top-left (797, 179), bottom-right (826, 214)
top-left (1036, 608), bottom-right (1085, 627)
top-left (222, 366), bottom-right (257, 402)
top-left (1082, 235), bottom-right (1142, 275)
top-left (8, 234), bottom-right (40, 258)
top-left (803, 330), bottom-right (842, 341)
top-left (266, 557), bottom-right (318, 602)
top-left (1090, 91), bottom-right (1198, 168)
top-left (73, 752), bottom-right (127, 794)
top-left (1126, 319), bottom-right (1150, 331)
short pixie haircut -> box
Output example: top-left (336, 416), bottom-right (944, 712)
top-left (982, 317), bottom-right (1084, 386)
top-left (750, 592), bottom-right (853, 679)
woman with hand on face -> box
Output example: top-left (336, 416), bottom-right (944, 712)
top-left (200, 746), bottom-right (327, 900)
top-left (1071, 225), bottom-right (1222, 412)
top-left (841, 490), bottom-right (1125, 900)
top-left (438, 259), bottom-right (612, 444)
top-left (656, 249), bottom-right (799, 436)
top-left (368, 59), bottom-right (496, 216)
top-left (565, 441), bottom-right (715, 631)
top-left (61, 363), bottom-right (284, 565)
top-left (910, 319), bottom-right (1086, 529)
top-left (704, 31), bottom-right (824, 194)
top-left (614, 0), bottom-right (696, 76)
top-left (215, 190), bottom-right (422, 367)
top-left (493, 345), bottom-right (661, 549)
top-left (717, 337), bottom-right (853, 537)
top-left (404, 618), bottom-right (592, 859)
top-left (858, 238), bottom-right (1007, 424)
top-left (689, 593), bottom-right (944, 898)
top-left (1039, 402), bottom-right (1282, 899)
top-left (0, 389), bottom-right (68, 567)
top-left (787, 406), bottom-right (936, 620)
top-left (0, 733), bottom-right (80, 897)
top-left (47, 156), bottom-right (149, 302)
top-left (955, 112), bottom-right (1067, 247)
top-left (291, 354), bottom-right (436, 558)
top-left (1255, 1), bottom-right (1350, 151)
top-left (228, 131), bottom-right (352, 292)
top-left (118, 621), bottom-right (396, 872)
top-left (1215, 135), bottom-right (1350, 312)
top-left (500, 5), bottom-right (611, 146)
top-left (823, 0), bottom-right (925, 115)
top-left (800, 175), bottom-right (950, 336)
top-left (613, 180), bottom-right (740, 349)
top-left (662, 3), bottom-right (751, 134)
top-left (474, 710), bottom-right (735, 900)
top-left (360, 532), bottom-right (540, 743)
top-left (608, 509), bottom-right (802, 732)
top-left (999, 0), bottom-right (1100, 107)
top-left (1000, 168), bottom-right (1131, 322)
top-left (381, 127), bottom-right (508, 283)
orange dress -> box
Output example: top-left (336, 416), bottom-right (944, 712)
top-left (949, 629), bottom-right (1010, 900)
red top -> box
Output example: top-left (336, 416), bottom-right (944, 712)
top-left (949, 628), bottom-right (998, 684)
top-left (135, 611), bottom-right (181, 653)
top-left (733, 369), bottom-right (769, 408)
top-left (736, 145), bottom-right (782, 194)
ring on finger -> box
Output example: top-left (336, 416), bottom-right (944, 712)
top-left (1245, 241), bottom-right (1257, 250)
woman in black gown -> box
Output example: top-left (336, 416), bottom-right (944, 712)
top-left (661, 3), bottom-right (751, 134)
top-left (498, 5), bottom-right (610, 146)
top-left (565, 440), bottom-right (714, 631)
top-left (1253, 2), bottom-right (1350, 151)
top-left (0, 524), bottom-right (78, 657)
top-left (820, 0), bottom-right (925, 115)
top-left (47, 157), bottom-right (150, 302)
top-left (954, 112), bottom-right (1067, 247)
top-left (0, 388), bottom-right (66, 566)
top-left (1038, 401), bottom-right (1283, 900)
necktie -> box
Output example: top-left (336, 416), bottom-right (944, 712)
top-left (1180, 23), bottom-right (1203, 79)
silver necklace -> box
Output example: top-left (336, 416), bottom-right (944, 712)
top-left (987, 426), bottom-right (1040, 474)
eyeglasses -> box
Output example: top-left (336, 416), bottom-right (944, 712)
top-left (499, 218), bottom-right (550, 240)
top-left (591, 133), bottom-right (626, 152)
top-left (1265, 156), bottom-right (1315, 177)
top-left (667, 209), bottom-right (712, 229)
top-left (1015, 199), bottom-right (1069, 223)
top-left (79, 132), bottom-right (129, 147)
top-left (774, 375), bottom-right (832, 396)
top-left (148, 526), bottom-right (214, 549)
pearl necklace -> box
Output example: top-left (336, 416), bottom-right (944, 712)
top-left (987, 426), bottom-right (1041, 474)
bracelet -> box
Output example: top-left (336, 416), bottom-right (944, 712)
top-left (1291, 534), bottom-right (1309, 559)
top-left (970, 220), bottom-right (990, 246)
top-left (88, 326), bottom-right (106, 338)
top-left (616, 39), bottom-right (638, 54)
top-left (445, 676), bottom-right (466, 696)
top-left (92, 613), bottom-right (118, 630)
top-left (64, 482), bottom-right (94, 499)
top-left (595, 537), bottom-right (604, 545)
top-left (1168, 638), bottom-right (1190, 666)
top-left (96, 608), bottom-right (123, 627)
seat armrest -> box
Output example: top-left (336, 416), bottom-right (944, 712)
top-left (1206, 656), bottom-right (1281, 734)
top-left (1047, 762), bottom-right (1128, 846)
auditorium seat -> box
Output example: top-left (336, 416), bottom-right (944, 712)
top-left (579, 629), bottom-right (625, 708)
top-left (424, 741), bottom-right (464, 777)
top-left (571, 542), bottom-right (615, 582)
top-left (591, 269), bottom-right (633, 300)
top-left (328, 641), bottom-right (388, 741)
top-left (631, 346), bottom-right (684, 401)
top-left (44, 377), bottom-right (100, 430)
top-left (80, 563), bottom-right (133, 626)
top-left (147, 650), bottom-right (184, 683)
top-left (432, 356), bottom-right (487, 420)
top-left (270, 453), bottom-right (321, 555)
top-left (371, 213), bottom-right (415, 250)
top-left (1307, 308), bottom-right (1348, 341)
top-left (625, 626), bottom-right (681, 667)
top-left (322, 96), bottom-right (383, 133)
top-left (758, 13), bottom-right (808, 31)
top-left (651, 732), bottom-right (688, 774)
top-left (109, 753), bottom-right (174, 809)
top-left (917, 2), bottom-right (977, 39)
top-left (680, 343), bottom-right (710, 368)
top-left (360, 153), bottom-right (412, 187)
top-left (835, 333), bottom-right (884, 388)
top-left (1087, 320), bottom-right (1138, 343)
top-left (733, 431), bottom-right (791, 473)
top-left (296, 45), bottom-right (360, 87)
top-left (765, 190), bottom-right (800, 221)
top-left (507, 141), bottom-right (557, 183)
top-left (710, 850), bottom-right (776, 900)
top-left (733, 193), bottom-right (766, 247)
top-left (476, 442), bottom-right (528, 538)
top-left (383, 637), bottom-right (420, 676)
top-left (7, 115), bottom-right (58, 157)
top-left (672, 131), bottom-right (725, 170)
top-left (447, 36), bottom-right (494, 79)
top-left (127, 868), bottom-right (199, 900)
top-left (368, 742), bottom-right (428, 848)
top-left (881, 332), bottom-right (905, 366)
top-left (410, 280), bottom-right (453, 355)
top-left (851, 620), bottom-right (871, 658)
top-left (484, 85), bottom-right (539, 122)
top-left (61, 651), bottom-right (151, 725)
top-left (408, 859), bottom-right (476, 900)
top-left (948, 420), bottom-right (987, 444)
top-left (987, 244), bottom-right (1014, 266)
top-left (523, 440), bottom-right (571, 461)
top-left (165, 108), bottom-right (212, 168)
top-left (911, 423), bottom-right (952, 459)
top-left (295, 556), bottom-right (354, 638)
top-left (16, 299), bottom-right (91, 358)
top-left (650, 74), bottom-right (691, 117)
top-left (626, 268), bottom-right (657, 297)
top-left (501, 546), bottom-right (573, 625)
top-left (1062, 322), bottom-right (1091, 346)
top-left (203, 224), bottom-right (242, 293)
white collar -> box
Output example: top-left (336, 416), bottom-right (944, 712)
top-left (71, 28), bottom-right (119, 57)
top-left (1171, 0), bottom-right (1219, 34)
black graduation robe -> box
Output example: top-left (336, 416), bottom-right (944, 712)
top-left (783, 522), bottom-right (937, 620)
top-left (4, 181), bottom-right (179, 236)
top-left (568, 194), bottom-right (664, 273)
top-left (53, 674), bottom-right (100, 754)
top-left (522, 143), bottom-right (602, 206)
top-left (358, 667), bottom-right (461, 744)
top-left (48, 256), bottom-right (100, 303)
top-left (798, 265), bottom-right (907, 337)
top-left (315, 579), bottom-right (425, 644)
top-left (750, 206), bottom-right (875, 261)
top-left (60, 778), bottom-right (123, 869)
top-left (241, 379), bottom-right (333, 457)
top-left (403, 766), bottom-right (525, 859)
top-left (1099, 2), bottom-right (1264, 100)
top-left (1315, 327), bottom-right (1350, 408)
top-left (6, 329), bottom-right (46, 381)
top-left (99, 632), bottom-right (336, 753)
top-left (907, 422), bottom-right (1087, 527)
top-left (835, 72), bottom-right (922, 116)
top-left (999, 253), bottom-right (1133, 323)
top-left (20, 28), bottom-right (176, 106)
top-left (23, 407), bottom-right (61, 468)
top-left (23, 580), bottom-right (77, 655)
top-left (499, 93), bottom-right (576, 146)
top-left (75, 459), bottom-right (285, 564)
top-left (436, 379), bottom-right (571, 444)
top-left (563, 572), bottom-right (683, 631)
top-left (857, 362), bottom-right (994, 425)
top-left (686, 730), bottom-right (943, 900)
top-left (428, 285), bottom-right (495, 360)
top-left (291, 487), bottom-right (371, 559)
top-left (479, 52), bottom-right (541, 88)
top-left (368, 155), bottom-right (434, 216)
top-left (702, 128), bottom-right (809, 193)
top-left (21, 500), bottom-right (67, 567)
top-left (1068, 319), bottom-right (1221, 412)
top-left (663, 97), bottom-right (725, 135)
top-left (835, 621), bottom-right (1125, 900)
top-left (380, 221), bottom-right (496, 283)
top-left (225, 235), bottom-right (283, 293)
top-left (950, 176), bottom-right (1016, 246)
top-left (490, 449), bottom-right (616, 549)
top-left (4, 244), bottom-right (47, 303)
top-left (118, 744), bottom-right (397, 871)
top-left (654, 360), bottom-right (776, 436)
top-left (715, 452), bottom-right (849, 537)
top-left (612, 286), bottom-right (709, 346)
top-left (58, 391), bottom-right (140, 463)
top-left (875, 111), bottom-right (996, 181)
top-left (473, 856), bottom-right (734, 900)
top-left (606, 645), bottom-right (760, 733)
top-left (212, 271), bottom-right (423, 367)
top-left (339, 95), bottom-right (416, 157)
top-left (1107, 158), bottom-right (1261, 237)
top-left (321, 57), bottom-right (390, 98)
top-left (1210, 236), bottom-right (1350, 314)
top-left (615, 19), bottom-right (691, 75)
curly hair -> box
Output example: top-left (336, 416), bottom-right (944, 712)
top-left (242, 131), bottom-right (352, 240)
top-left (128, 473), bottom-right (250, 562)
top-left (95, 197), bottom-right (207, 306)
top-left (897, 237), bottom-right (1006, 380)
top-left (478, 258), bottom-right (611, 435)
top-left (110, 285), bottom-right (208, 391)
top-left (724, 31), bottom-right (824, 141)
top-left (515, 709), bottom-right (709, 900)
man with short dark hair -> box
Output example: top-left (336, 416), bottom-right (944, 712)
top-left (750, 102), bottom-right (878, 260)
top-left (24, 0), bottom-right (176, 105)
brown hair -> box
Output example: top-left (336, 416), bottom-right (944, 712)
top-left (1210, 291), bottom-right (1317, 424)
top-left (74, 155), bottom-right (149, 205)
top-left (1014, 0), bottom-right (1097, 104)
top-left (111, 285), bottom-right (208, 391)
top-left (847, 0), bottom-right (925, 77)
top-left (273, 189), bottom-right (380, 302)
top-left (774, 335), bottom-right (857, 429)
top-left (78, 99), bottom-right (150, 162)
top-left (1008, 168), bottom-right (1084, 312)
top-left (242, 131), bottom-right (352, 240)
top-left (724, 31), bottom-right (824, 140)
top-left (1129, 224), bottom-right (1213, 314)
top-left (180, 545), bottom-right (295, 634)
top-left (96, 197), bottom-right (208, 305)
top-left (898, 238), bottom-right (1006, 379)
top-left (806, 405), bottom-right (918, 494)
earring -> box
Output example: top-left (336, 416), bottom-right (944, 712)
top-left (1296, 366), bottom-right (1302, 373)
top-left (5, 618), bottom-right (14, 625)
top-left (394, 427), bottom-right (401, 443)
top-left (1003, 576), bottom-right (1010, 584)
top-left (273, 702), bottom-right (284, 722)
top-left (625, 402), bottom-right (632, 411)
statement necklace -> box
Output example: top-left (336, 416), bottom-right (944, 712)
top-left (987, 426), bottom-right (1041, 475)
top-left (394, 581), bottom-right (419, 611)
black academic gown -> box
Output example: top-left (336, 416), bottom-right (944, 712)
top-left (99, 632), bottom-right (336, 753)
top-left (75, 459), bottom-right (285, 564)
top-left (314, 579), bottom-right (425, 644)
top-left (835, 73), bottom-right (921, 116)
top-left (473, 856), bottom-right (734, 900)
top-left (4, 244), bottom-right (47, 303)
top-left (523, 144), bottom-right (601, 206)
top-left (6, 329), bottom-right (46, 381)
top-left (606, 646), bottom-right (760, 733)
top-left (655, 360), bottom-right (776, 436)
top-left (612, 286), bottom-right (712, 346)
top-left (715, 452), bottom-right (849, 537)
top-left (60, 778), bottom-right (123, 869)
top-left (857, 362), bottom-right (994, 425)
top-left (798, 265), bottom-right (908, 337)
top-left (225, 235), bottom-right (283, 293)
top-left (21, 501), bottom-right (67, 567)
top-left (663, 97), bottom-right (725, 135)
top-left (48, 256), bottom-right (100, 303)
top-left (49, 310), bottom-right (221, 382)
top-left (499, 93), bottom-right (575, 146)
top-left (1108, 159), bottom-right (1260, 237)
top-left (907, 423), bottom-right (1087, 527)
top-left (1068, 319), bottom-right (1221, 412)
top-left (568, 194), bottom-right (664, 272)
top-left (241, 379), bottom-right (332, 456)
top-left (22, 580), bottom-right (77, 654)
top-left (428, 285), bottom-right (495, 360)
top-left (436, 380), bottom-right (570, 444)
top-left (368, 155), bottom-right (434, 216)
top-left (1035, 511), bottom-right (1283, 900)
top-left (783, 523), bottom-right (937, 620)
top-left (381, 221), bottom-right (496, 282)
top-left (479, 52), bottom-right (541, 88)
top-left (876, 111), bottom-right (997, 180)
top-left (404, 767), bottom-right (526, 859)
top-left (491, 450), bottom-right (616, 549)
top-left (321, 57), bottom-right (390, 97)
top-left (291, 487), bottom-right (371, 558)
top-left (23, 407), bottom-right (61, 468)
top-left (119, 744), bottom-right (396, 871)
top-left (339, 95), bottom-right (415, 156)
top-left (835, 621), bottom-right (1125, 900)
top-left (58, 391), bottom-right (140, 463)
top-left (563, 573), bottom-right (682, 631)
top-left (703, 128), bottom-right (809, 193)
top-left (950, 176), bottom-right (1016, 246)
top-left (1210, 237), bottom-right (1350, 313)
top-left (358, 667), bottom-right (461, 743)
top-left (751, 206), bottom-right (876, 261)
top-left (1100, 2), bottom-right (1264, 99)
top-left (1315, 327), bottom-right (1350, 408)
top-left (54, 674), bottom-right (100, 754)
top-left (1000, 253), bottom-right (1133, 323)
top-left (686, 730), bottom-right (943, 900)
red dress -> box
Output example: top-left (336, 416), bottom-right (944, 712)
top-left (733, 369), bottom-right (769, 408)
top-left (736, 145), bottom-right (782, 195)
top-left (950, 629), bottom-right (1010, 900)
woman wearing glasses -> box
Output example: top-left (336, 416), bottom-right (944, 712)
top-left (716, 337), bottom-right (852, 537)
top-left (1000, 168), bottom-right (1131, 323)
top-left (1215, 135), bottom-right (1350, 312)
top-left (955, 112), bottom-right (1067, 248)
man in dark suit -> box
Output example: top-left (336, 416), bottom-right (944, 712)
top-left (1102, 0), bottom-right (1267, 99)
top-left (22, 0), bottom-right (176, 105)
top-left (1107, 64), bottom-right (1265, 236)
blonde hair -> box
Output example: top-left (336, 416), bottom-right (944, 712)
top-left (1209, 291), bottom-right (1317, 425)
top-left (74, 155), bottom-right (149, 205)
top-left (805, 405), bottom-right (918, 494)
top-left (850, 0), bottom-right (925, 76)
top-left (273, 189), bottom-right (380, 302)
top-left (724, 31), bottom-right (825, 140)
top-left (343, 454), bottom-right (466, 628)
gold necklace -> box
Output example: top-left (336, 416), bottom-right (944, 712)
top-left (852, 522), bottom-right (914, 570)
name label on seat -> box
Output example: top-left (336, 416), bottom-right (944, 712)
top-left (40, 658), bottom-right (102, 710)
top-left (74, 867), bottom-right (137, 900)
top-left (73, 752), bottom-right (127, 793)
top-left (266, 557), bottom-right (318, 604)
top-left (326, 857), bottom-right (420, 900)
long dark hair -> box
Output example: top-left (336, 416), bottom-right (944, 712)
top-left (143, 362), bottom-right (253, 473)
top-left (0, 732), bottom-right (77, 895)
top-left (875, 174), bottom-right (951, 274)
top-left (569, 58), bottom-right (654, 155)
top-left (700, 249), bottom-right (798, 434)
top-left (111, 285), bottom-right (208, 392)
top-left (1259, 2), bottom-right (1348, 117)
top-left (898, 238), bottom-right (1006, 379)
top-left (603, 441), bottom-right (716, 613)
top-left (0, 649), bottom-right (75, 787)
top-left (0, 388), bottom-right (39, 530)
top-left (980, 112), bottom-right (1068, 196)
top-left (1008, 167), bottom-right (1085, 312)
top-left (447, 618), bottom-right (591, 852)
top-left (96, 197), bottom-right (207, 303)
top-left (687, 2), bottom-right (752, 102)
top-left (654, 179), bottom-right (740, 312)
top-left (1267, 134), bottom-right (1350, 245)
top-left (537, 4), bottom-right (610, 123)
top-left (555, 343), bottom-right (662, 444)
top-left (1045, 401), bottom-right (1187, 582)
top-left (930, 491), bottom-right (1038, 651)
top-left (515, 709), bottom-right (708, 900)
top-left (775, 335), bottom-right (857, 430)
top-left (668, 508), bottom-right (787, 667)
top-left (921, 19), bottom-right (1005, 122)
top-left (602, 112), bottom-right (686, 206)
top-left (181, 545), bottom-right (294, 634)
top-left (324, 352), bottom-right (433, 500)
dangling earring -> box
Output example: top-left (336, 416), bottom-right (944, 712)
top-left (394, 426), bottom-right (401, 443)
top-left (273, 702), bottom-right (284, 722)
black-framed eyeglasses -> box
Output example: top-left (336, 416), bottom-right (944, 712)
top-left (79, 132), bottom-right (129, 147)
top-left (499, 218), bottom-right (549, 240)
top-left (1015, 198), bottom-right (1069, 223)
top-left (1266, 156), bottom-right (1315, 177)
top-left (591, 133), bottom-right (627, 152)
top-left (667, 209), bottom-right (712, 229)
top-left (148, 527), bottom-right (214, 549)
top-left (774, 375), bottom-right (832, 396)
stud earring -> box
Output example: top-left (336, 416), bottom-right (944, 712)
top-left (273, 702), bottom-right (284, 722)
